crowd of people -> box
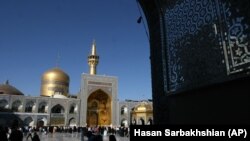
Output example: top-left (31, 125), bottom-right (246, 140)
top-left (0, 119), bottom-right (40, 141)
top-left (0, 120), bottom-right (129, 141)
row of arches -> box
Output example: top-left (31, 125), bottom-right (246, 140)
top-left (22, 116), bottom-right (76, 127)
top-left (120, 102), bottom-right (153, 126)
top-left (120, 117), bottom-right (153, 126)
top-left (0, 99), bottom-right (77, 114)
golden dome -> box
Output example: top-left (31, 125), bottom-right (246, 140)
top-left (42, 67), bottom-right (69, 82)
top-left (134, 102), bottom-right (153, 112)
top-left (40, 67), bottom-right (70, 97)
top-left (0, 81), bottom-right (24, 95)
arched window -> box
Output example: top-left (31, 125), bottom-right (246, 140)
top-left (51, 104), bottom-right (65, 113)
top-left (37, 117), bottom-right (47, 127)
top-left (69, 118), bottom-right (76, 126)
top-left (25, 101), bottom-right (35, 113)
top-left (69, 104), bottom-right (77, 114)
top-left (38, 102), bottom-right (48, 113)
top-left (121, 106), bottom-right (128, 115)
top-left (12, 100), bottom-right (22, 112)
top-left (0, 99), bottom-right (8, 109)
top-left (121, 119), bottom-right (128, 127)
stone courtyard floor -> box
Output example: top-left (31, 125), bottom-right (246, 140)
top-left (24, 132), bottom-right (130, 141)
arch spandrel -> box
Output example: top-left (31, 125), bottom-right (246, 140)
top-left (87, 86), bottom-right (112, 98)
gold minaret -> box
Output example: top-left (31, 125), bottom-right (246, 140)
top-left (88, 40), bottom-right (99, 75)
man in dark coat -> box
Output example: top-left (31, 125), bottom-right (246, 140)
top-left (9, 126), bottom-right (23, 141)
top-left (0, 126), bottom-right (8, 141)
top-left (32, 132), bottom-right (40, 141)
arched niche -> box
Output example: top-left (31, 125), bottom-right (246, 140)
top-left (87, 89), bottom-right (111, 127)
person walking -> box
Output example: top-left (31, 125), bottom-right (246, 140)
top-left (109, 134), bottom-right (117, 141)
top-left (26, 130), bottom-right (33, 140)
top-left (9, 126), bottom-right (23, 141)
top-left (0, 126), bottom-right (8, 141)
top-left (32, 132), bottom-right (40, 141)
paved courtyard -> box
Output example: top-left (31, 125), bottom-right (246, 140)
top-left (24, 132), bottom-right (130, 141)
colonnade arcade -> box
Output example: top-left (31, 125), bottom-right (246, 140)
top-left (0, 98), bottom-right (79, 127)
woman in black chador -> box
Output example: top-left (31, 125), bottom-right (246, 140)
top-left (0, 126), bottom-right (8, 141)
top-left (32, 132), bottom-right (40, 141)
top-left (109, 134), bottom-right (117, 141)
top-left (9, 120), bottom-right (23, 141)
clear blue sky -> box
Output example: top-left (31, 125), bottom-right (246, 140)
top-left (0, 0), bottom-right (151, 101)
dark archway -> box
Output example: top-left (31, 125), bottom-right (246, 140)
top-left (87, 89), bottom-right (111, 126)
top-left (37, 120), bottom-right (44, 127)
top-left (38, 102), bottom-right (48, 113)
top-left (11, 100), bottom-right (22, 112)
top-left (0, 99), bottom-right (8, 110)
top-left (25, 101), bottom-right (35, 113)
top-left (51, 104), bottom-right (64, 113)
top-left (68, 118), bottom-right (76, 126)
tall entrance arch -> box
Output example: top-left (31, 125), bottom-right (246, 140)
top-left (87, 89), bottom-right (111, 126)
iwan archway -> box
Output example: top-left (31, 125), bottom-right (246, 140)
top-left (87, 89), bottom-right (111, 126)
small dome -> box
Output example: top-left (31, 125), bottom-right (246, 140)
top-left (0, 81), bottom-right (24, 95)
top-left (42, 67), bottom-right (69, 82)
top-left (134, 102), bottom-right (153, 112)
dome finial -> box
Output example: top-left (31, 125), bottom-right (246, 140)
top-left (91, 39), bottom-right (97, 55)
top-left (5, 80), bottom-right (9, 85)
top-left (56, 52), bottom-right (61, 68)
